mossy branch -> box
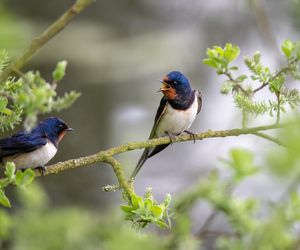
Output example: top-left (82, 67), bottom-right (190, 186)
top-left (0, 0), bottom-right (93, 83)
top-left (36, 123), bottom-right (283, 196)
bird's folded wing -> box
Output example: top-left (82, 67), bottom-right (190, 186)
top-left (0, 134), bottom-right (48, 159)
top-left (196, 90), bottom-right (202, 114)
top-left (149, 96), bottom-right (168, 139)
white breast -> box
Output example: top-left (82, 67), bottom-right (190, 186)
top-left (155, 94), bottom-right (199, 137)
top-left (3, 142), bottom-right (57, 169)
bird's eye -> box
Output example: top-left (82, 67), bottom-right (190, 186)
top-left (173, 81), bottom-right (178, 85)
top-left (59, 124), bottom-right (64, 129)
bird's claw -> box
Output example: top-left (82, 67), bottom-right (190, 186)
top-left (166, 132), bottom-right (176, 144)
top-left (184, 130), bottom-right (197, 143)
top-left (36, 166), bottom-right (47, 176)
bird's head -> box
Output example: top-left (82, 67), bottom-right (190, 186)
top-left (160, 71), bottom-right (192, 100)
top-left (36, 117), bottom-right (73, 145)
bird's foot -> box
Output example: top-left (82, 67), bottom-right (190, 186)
top-left (166, 132), bottom-right (177, 144)
top-left (35, 166), bottom-right (47, 176)
top-left (184, 130), bottom-right (197, 143)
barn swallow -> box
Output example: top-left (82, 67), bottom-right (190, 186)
top-left (0, 117), bottom-right (73, 174)
top-left (131, 71), bottom-right (202, 178)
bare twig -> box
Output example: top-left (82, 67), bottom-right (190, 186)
top-left (253, 131), bottom-right (284, 146)
top-left (0, 0), bottom-right (93, 83)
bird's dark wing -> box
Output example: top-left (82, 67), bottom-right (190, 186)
top-left (130, 96), bottom-right (169, 178)
top-left (0, 132), bottom-right (47, 161)
top-left (195, 90), bottom-right (202, 114)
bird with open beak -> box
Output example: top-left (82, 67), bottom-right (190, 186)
top-left (131, 71), bottom-right (202, 178)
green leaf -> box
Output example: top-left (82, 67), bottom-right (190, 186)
top-left (226, 148), bottom-right (260, 181)
top-left (4, 162), bottom-right (16, 182)
top-left (281, 39), bottom-right (294, 58)
top-left (151, 205), bottom-right (164, 219)
top-left (229, 66), bottom-right (239, 71)
top-left (0, 97), bottom-right (8, 112)
top-left (52, 60), bottom-right (67, 81)
top-left (203, 58), bottom-right (219, 68)
top-left (131, 194), bottom-right (143, 209)
top-left (0, 189), bottom-right (11, 208)
top-left (164, 193), bottom-right (172, 207)
top-left (224, 43), bottom-right (240, 63)
top-left (236, 75), bottom-right (247, 82)
top-left (15, 169), bottom-right (35, 188)
top-left (155, 219), bottom-right (169, 229)
top-left (120, 205), bottom-right (134, 213)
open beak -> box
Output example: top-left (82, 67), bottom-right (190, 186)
top-left (160, 79), bottom-right (171, 92)
top-left (66, 127), bottom-right (74, 132)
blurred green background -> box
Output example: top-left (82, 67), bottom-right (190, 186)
top-left (1, 0), bottom-right (300, 249)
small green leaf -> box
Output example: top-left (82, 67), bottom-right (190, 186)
top-left (203, 58), bottom-right (219, 68)
top-left (236, 75), bottom-right (247, 82)
top-left (224, 43), bottom-right (240, 63)
top-left (131, 194), bottom-right (143, 209)
top-left (229, 66), bottom-right (239, 71)
top-left (52, 60), bottom-right (67, 81)
top-left (281, 39), bottom-right (294, 58)
top-left (155, 219), bottom-right (169, 229)
top-left (0, 189), bottom-right (11, 208)
top-left (4, 162), bottom-right (15, 182)
top-left (0, 97), bottom-right (8, 111)
top-left (15, 169), bottom-right (35, 188)
top-left (0, 178), bottom-right (10, 188)
top-left (164, 193), bottom-right (172, 207)
top-left (151, 205), bottom-right (164, 219)
top-left (120, 205), bottom-right (134, 213)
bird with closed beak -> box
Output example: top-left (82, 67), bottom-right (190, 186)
top-left (0, 117), bottom-right (73, 175)
top-left (131, 71), bottom-right (202, 178)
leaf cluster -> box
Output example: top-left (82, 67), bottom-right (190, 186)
top-left (121, 188), bottom-right (172, 229)
top-left (0, 55), bottom-right (81, 131)
top-left (203, 40), bottom-right (300, 124)
top-left (0, 162), bottom-right (35, 207)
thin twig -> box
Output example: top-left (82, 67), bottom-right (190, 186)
top-left (252, 58), bottom-right (298, 94)
top-left (224, 71), bottom-right (248, 96)
top-left (0, 0), bottom-right (93, 83)
top-left (253, 132), bottom-right (284, 146)
top-left (276, 93), bottom-right (281, 124)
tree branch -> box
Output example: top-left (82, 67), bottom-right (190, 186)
top-left (0, 0), bottom-right (93, 83)
top-left (35, 124), bottom-right (283, 196)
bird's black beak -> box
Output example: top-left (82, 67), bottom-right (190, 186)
top-left (160, 79), bottom-right (171, 92)
top-left (66, 127), bottom-right (74, 132)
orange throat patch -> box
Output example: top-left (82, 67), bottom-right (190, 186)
top-left (162, 87), bottom-right (177, 100)
top-left (58, 130), bottom-right (66, 142)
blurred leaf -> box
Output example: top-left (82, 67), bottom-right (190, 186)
top-left (4, 161), bottom-right (16, 182)
top-left (281, 39), bottom-right (294, 58)
top-left (15, 169), bottom-right (35, 188)
top-left (0, 189), bottom-right (11, 207)
top-left (52, 60), bottom-right (67, 81)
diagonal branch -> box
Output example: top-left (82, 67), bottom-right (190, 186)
top-left (0, 0), bottom-right (93, 83)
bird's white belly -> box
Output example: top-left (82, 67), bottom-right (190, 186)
top-left (3, 142), bottom-right (57, 169)
top-left (156, 97), bottom-right (198, 137)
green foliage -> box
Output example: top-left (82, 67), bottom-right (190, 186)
top-left (0, 183), bottom-right (168, 250)
top-left (203, 43), bottom-right (240, 74)
top-left (204, 40), bottom-right (300, 125)
top-left (0, 56), bottom-right (80, 131)
top-left (223, 148), bottom-right (259, 182)
top-left (121, 188), bottom-right (172, 229)
top-left (0, 54), bottom-right (79, 209)
top-left (0, 162), bottom-right (35, 207)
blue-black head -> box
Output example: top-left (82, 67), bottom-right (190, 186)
top-left (33, 117), bottom-right (73, 146)
top-left (160, 71), bottom-right (192, 101)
